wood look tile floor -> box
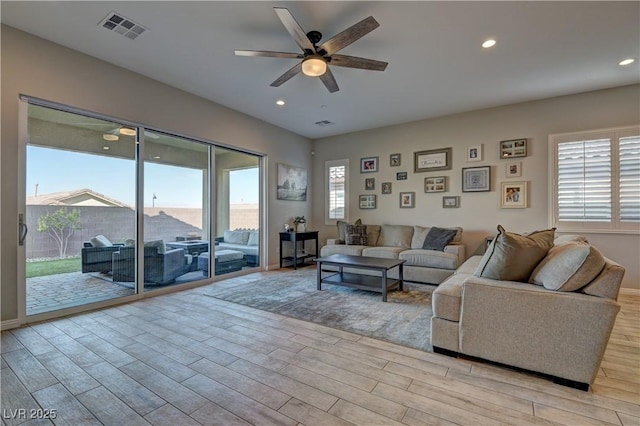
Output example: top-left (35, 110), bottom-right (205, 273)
top-left (1, 272), bottom-right (639, 426)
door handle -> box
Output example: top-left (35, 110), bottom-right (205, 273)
top-left (18, 213), bottom-right (28, 246)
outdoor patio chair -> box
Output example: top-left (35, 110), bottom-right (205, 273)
top-left (81, 242), bottom-right (124, 273)
top-left (112, 246), bottom-right (191, 285)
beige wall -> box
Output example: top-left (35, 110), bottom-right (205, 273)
top-left (312, 85), bottom-right (640, 289)
top-left (1, 26), bottom-right (313, 322)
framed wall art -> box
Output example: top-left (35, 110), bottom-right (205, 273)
top-left (360, 156), bottom-right (379, 173)
top-left (381, 182), bottom-right (392, 194)
top-left (414, 147), bottom-right (452, 172)
top-left (462, 166), bottom-right (491, 192)
top-left (500, 138), bottom-right (527, 158)
top-left (359, 194), bottom-right (377, 209)
top-left (442, 196), bottom-right (460, 208)
top-left (365, 178), bottom-right (375, 190)
top-left (396, 171), bottom-right (408, 180)
top-left (277, 163), bottom-right (308, 201)
top-left (506, 161), bottom-right (522, 177)
top-left (501, 181), bottom-right (528, 208)
top-left (400, 192), bottom-right (415, 208)
top-left (424, 176), bottom-right (446, 193)
top-left (466, 145), bottom-right (482, 162)
top-left (390, 153), bottom-right (401, 167)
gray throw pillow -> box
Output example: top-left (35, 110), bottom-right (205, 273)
top-left (422, 227), bottom-right (458, 251)
top-left (345, 224), bottom-right (368, 246)
top-left (474, 225), bottom-right (555, 282)
top-left (529, 242), bottom-right (606, 291)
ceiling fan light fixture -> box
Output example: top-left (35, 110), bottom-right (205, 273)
top-left (102, 134), bottom-right (119, 141)
top-left (302, 56), bottom-right (327, 77)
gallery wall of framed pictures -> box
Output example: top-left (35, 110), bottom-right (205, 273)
top-left (357, 137), bottom-right (530, 210)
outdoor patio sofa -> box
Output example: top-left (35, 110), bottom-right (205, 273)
top-left (215, 229), bottom-right (259, 266)
top-left (112, 243), bottom-right (191, 285)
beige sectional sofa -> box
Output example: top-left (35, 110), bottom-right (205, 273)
top-left (320, 223), bottom-right (466, 284)
top-left (430, 228), bottom-right (625, 391)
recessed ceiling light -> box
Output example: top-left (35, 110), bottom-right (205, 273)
top-left (103, 134), bottom-right (119, 141)
top-left (619, 58), bottom-right (635, 66)
top-left (119, 127), bottom-right (136, 136)
top-left (103, 146), bottom-right (110, 150)
top-left (482, 39), bottom-right (496, 48)
top-left (276, 99), bottom-right (285, 106)
top-left (153, 156), bottom-right (161, 159)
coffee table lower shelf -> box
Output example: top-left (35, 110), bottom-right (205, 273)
top-left (318, 272), bottom-right (402, 302)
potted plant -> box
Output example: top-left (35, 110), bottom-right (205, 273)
top-left (293, 216), bottom-right (307, 232)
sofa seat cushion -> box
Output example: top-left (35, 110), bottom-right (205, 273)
top-left (455, 255), bottom-right (483, 275)
top-left (217, 242), bottom-right (259, 257)
top-left (399, 249), bottom-right (458, 270)
top-left (321, 244), bottom-right (367, 257)
top-left (361, 246), bottom-right (406, 259)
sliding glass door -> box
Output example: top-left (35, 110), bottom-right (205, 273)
top-left (24, 105), bottom-right (137, 315)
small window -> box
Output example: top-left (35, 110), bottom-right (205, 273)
top-left (550, 126), bottom-right (640, 232)
top-left (325, 159), bottom-right (349, 224)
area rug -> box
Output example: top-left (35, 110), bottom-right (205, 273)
top-left (195, 267), bottom-right (435, 351)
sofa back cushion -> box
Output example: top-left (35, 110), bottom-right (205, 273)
top-left (581, 260), bottom-right (625, 299)
top-left (474, 225), bottom-right (555, 281)
top-left (529, 242), bottom-right (606, 292)
top-left (411, 226), bottom-right (462, 249)
top-left (365, 225), bottom-right (381, 247)
top-left (248, 231), bottom-right (259, 246)
top-left (224, 230), bottom-right (250, 245)
top-left (90, 234), bottom-right (113, 247)
top-left (144, 240), bottom-right (166, 254)
top-left (377, 225), bottom-right (413, 248)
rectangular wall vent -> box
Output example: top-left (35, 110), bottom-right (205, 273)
top-left (315, 120), bottom-right (334, 127)
top-left (99, 11), bottom-right (147, 40)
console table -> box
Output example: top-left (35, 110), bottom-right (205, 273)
top-left (279, 231), bottom-right (319, 269)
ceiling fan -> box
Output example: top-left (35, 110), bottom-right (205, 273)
top-left (235, 7), bottom-right (388, 93)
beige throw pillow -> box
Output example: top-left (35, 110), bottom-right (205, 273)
top-left (529, 242), bottom-right (606, 291)
top-left (474, 225), bottom-right (555, 282)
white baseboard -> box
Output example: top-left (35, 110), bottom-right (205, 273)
top-left (1, 318), bottom-right (21, 331)
top-left (620, 287), bottom-right (640, 296)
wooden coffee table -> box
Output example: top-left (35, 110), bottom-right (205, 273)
top-left (314, 254), bottom-right (405, 302)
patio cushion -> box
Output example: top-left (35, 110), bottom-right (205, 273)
top-left (90, 234), bottom-right (113, 247)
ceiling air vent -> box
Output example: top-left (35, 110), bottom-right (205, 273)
top-left (315, 120), bottom-right (334, 127)
top-left (99, 11), bottom-right (148, 40)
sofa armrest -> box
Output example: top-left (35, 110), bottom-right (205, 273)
top-left (459, 278), bottom-right (620, 385)
top-left (326, 239), bottom-right (344, 246)
top-left (444, 243), bottom-right (465, 267)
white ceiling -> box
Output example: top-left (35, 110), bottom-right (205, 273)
top-left (2, 1), bottom-right (639, 139)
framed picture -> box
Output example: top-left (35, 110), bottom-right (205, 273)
top-left (462, 166), bottom-right (491, 192)
top-left (360, 156), bottom-right (379, 173)
top-left (414, 148), bottom-right (452, 172)
top-left (381, 182), bottom-right (392, 194)
top-left (466, 145), bottom-right (482, 162)
top-left (501, 181), bottom-right (528, 208)
top-left (424, 176), bottom-right (446, 193)
top-left (400, 191), bottom-right (415, 208)
top-left (500, 138), bottom-right (527, 158)
top-left (277, 163), bottom-right (308, 201)
top-left (365, 178), bottom-right (375, 190)
top-left (390, 153), bottom-right (401, 167)
top-left (442, 196), bottom-right (460, 208)
top-left (506, 161), bottom-right (522, 177)
top-left (359, 194), bottom-right (377, 209)
top-left (396, 171), bottom-right (408, 180)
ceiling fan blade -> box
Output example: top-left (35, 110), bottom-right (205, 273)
top-left (319, 16), bottom-right (380, 56)
top-left (274, 7), bottom-right (314, 52)
top-left (235, 50), bottom-right (303, 59)
top-left (330, 54), bottom-right (388, 71)
top-left (319, 67), bottom-right (339, 93)
top-left (270, 62), bottom-right (303, 87)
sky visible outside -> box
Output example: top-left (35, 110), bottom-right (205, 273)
top-left (27, 146), bottom-right (259, 207)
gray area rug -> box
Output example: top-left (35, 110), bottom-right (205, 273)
top-left (196, 267), bottom-right (435, 351)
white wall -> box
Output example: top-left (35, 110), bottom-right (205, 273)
top-left (312, 85), bottom-right (640, 289)
top-left (1, 26), bottom-right (313, 322)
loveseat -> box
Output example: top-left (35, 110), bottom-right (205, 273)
top-left (431, 226), bottom-right (625, 391)
top-left (215, 229), bottom-right (259, 266)
top-left (320, 222), bottom-right (465, 284)
top-left (81, 235), bottom-right (123, 273)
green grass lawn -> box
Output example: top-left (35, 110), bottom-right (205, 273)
top-left (26, 257), bottom-right (81, 278)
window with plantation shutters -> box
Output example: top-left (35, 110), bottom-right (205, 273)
top-left (325, 159), bottom-right (349, 224)
top-left (550, 126), bottom-right (640, 232)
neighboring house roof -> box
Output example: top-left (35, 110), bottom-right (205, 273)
top-left (26, 188), bottom-right (129, 207)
